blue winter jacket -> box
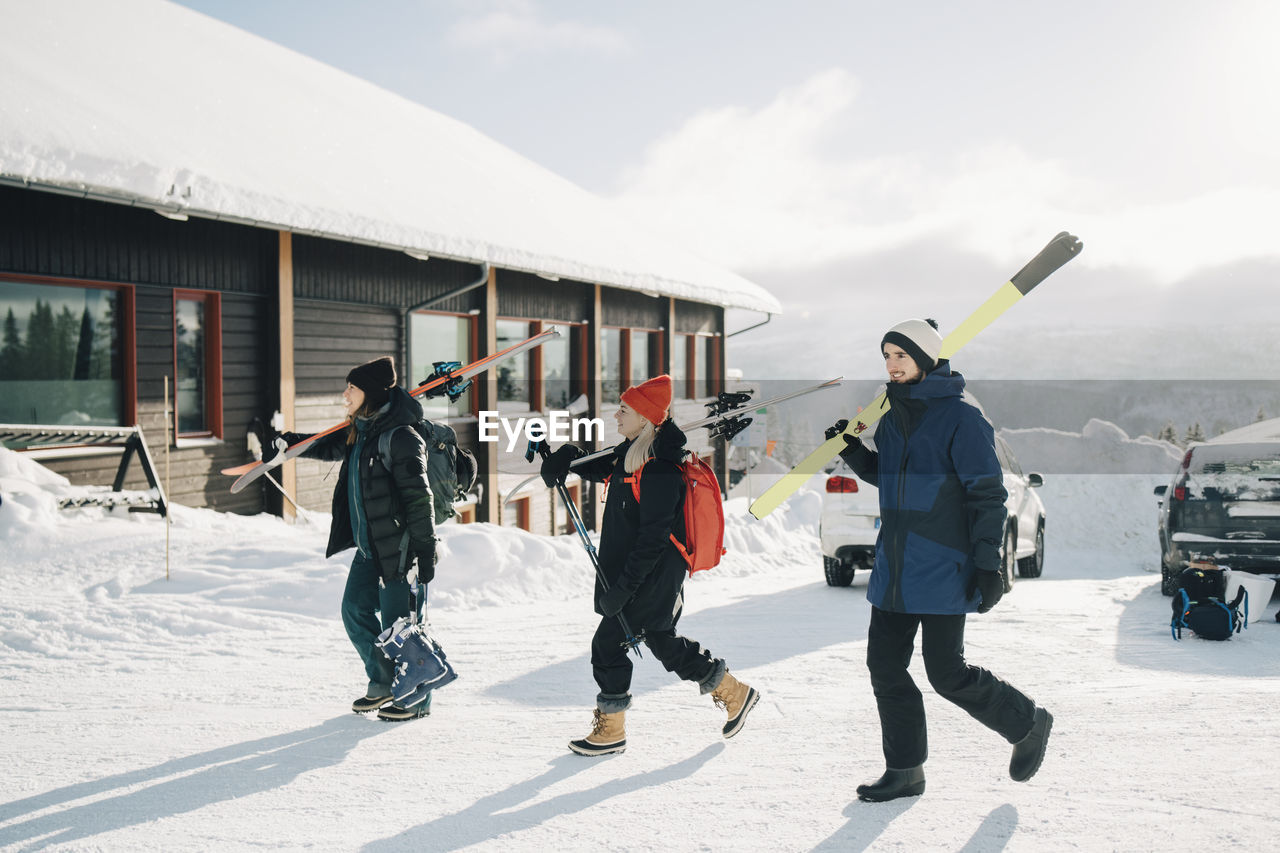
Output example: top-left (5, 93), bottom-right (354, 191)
top-left (841, 362), bottom-right (1007, 614)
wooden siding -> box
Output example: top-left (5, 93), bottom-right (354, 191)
top-left (674, 299), bottom-right (720, 334)
top-left (602, 288), bottom-right (665, 329)
top-left (496, 270), bottom-right (591, 322)
top-left (292, 235), bottom-right (484, 314)
top-left (0, 185), bottom-right (276, 293)
top-left (291, 299), bottom-right (401, 511)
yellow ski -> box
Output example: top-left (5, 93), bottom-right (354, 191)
top-left (748, 231), bottom-right (1083, 520)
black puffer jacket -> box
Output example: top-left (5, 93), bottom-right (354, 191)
top-left (284, 386), bottom-right (436, 584)
top-left (576, 420), bottom-right (689, 631)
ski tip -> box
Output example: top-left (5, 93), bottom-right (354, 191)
top-left (221, 462), bottom-right (257, 476)
top-left (1009, 231), bottom-right (1083, 295)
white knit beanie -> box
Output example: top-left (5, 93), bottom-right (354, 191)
top-left (881, 318), bottom-right (943, 372)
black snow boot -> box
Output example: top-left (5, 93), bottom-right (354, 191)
top-left (377, 696), bottom-right (432, 722)
top-left (352, 693), bottom-right (392, 713)
top-left (856, 765), bottom-right (925, 802)
top-left (1009, 707), bottom-right (1053, 782)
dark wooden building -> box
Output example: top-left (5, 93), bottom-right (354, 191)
top-left (0, 2), bottom-right (780, 532)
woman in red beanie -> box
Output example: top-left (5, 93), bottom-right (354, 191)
top-left (541, 374), bottom-right (760, 755)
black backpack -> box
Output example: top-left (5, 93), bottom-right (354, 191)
top-left (1171, 566), bottom-right (1248, 641)
top-left (378, 419), bottom-right (477, 524)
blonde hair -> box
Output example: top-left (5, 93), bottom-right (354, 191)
top-left (623, 419), bottom-right (657, 473)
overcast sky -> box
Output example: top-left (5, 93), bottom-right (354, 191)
top-left (175, 0), bottom-right (1280, 378)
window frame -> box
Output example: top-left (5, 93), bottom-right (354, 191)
top-left (172, 289), bottom-right (223, 440)
top-left (602, 325), bottom-right (664, 397)
top-left (497, 316), bottom-right (587, 413)
top-left (0, 272), bottom-right (137, 426)
top-left (674, 332), bottom-right (722, 400)
top-left (409, 308), bottom-right (479, 417)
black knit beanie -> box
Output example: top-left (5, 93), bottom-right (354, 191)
top-left (881, 318), bottom-right (943, 375)
top-left (346, 356), bottom-right (396, 411)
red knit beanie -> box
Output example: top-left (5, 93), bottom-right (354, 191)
top-left (621, 374), bottom-right (672, 425)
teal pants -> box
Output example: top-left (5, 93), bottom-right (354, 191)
top-left (341, 551), bottom-right (417, 695)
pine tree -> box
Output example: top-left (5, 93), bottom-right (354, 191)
top-left (1258, 407), bottom-right (1268, 422)
top-left (0, 308), bottom-right (21, 378)
top-left (1156, 421), bottom-right (1178, 445)
top-left (1183, 422), bottom-right (1206, 444)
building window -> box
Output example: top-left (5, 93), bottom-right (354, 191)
top-left (0, 278), bottom-right (129, 427)
top-left (603, 326), bottom-right (661, 399)
top-left (601, 327), bottom-right (622, 401)
top-left (543, 323), bottom-right (586, 410)
top-left (672, 333), bottom-right (719, 399)
top-left (671, 333), bottom-right (689, 399)
top-left (555, 481), bottom-right (581, 534)
top-left (496, 319), bottom-right (533, 412)
top-left (173, 291), bottom-right (222, 438)
top-left (507, 493), bottom-right (532, 531)
top-left (699, 334), bottom-right (720, 399)
top-left (410, 310), bottom-right (474, 417)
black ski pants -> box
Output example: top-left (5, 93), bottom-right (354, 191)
top-left (591, 604), bottom-right (719, 708)
top-left (867, 606), bottom-right (1037, 769)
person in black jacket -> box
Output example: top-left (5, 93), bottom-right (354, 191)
top-left (272, 356), bottom-right (438, 722)
top-left (541, 374), bottom-right (760, 755)
top-left (832, 319), bottom-right (1052, 801)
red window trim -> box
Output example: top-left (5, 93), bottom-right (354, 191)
top-left (410, 308), bottom-right (479, 416)
top-left (0, 272), bottom-right (138, 426)
top-left (172, 289), bottom-right (223, 439)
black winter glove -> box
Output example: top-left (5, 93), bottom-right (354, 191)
top-left (541, 444), bottom-right (586, 487)
top-left (968, 569), bottom-right (1004, 614)
top-left (599, 585), bottom-right (631, 617)
top-left (411, 541), bottom-right (438, 584)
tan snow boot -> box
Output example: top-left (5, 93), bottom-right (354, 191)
top-left (711, 669), bottom-right (760, 738)
top-left (568, 708), bottom-right (627, 756)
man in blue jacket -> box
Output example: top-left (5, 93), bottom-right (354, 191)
top-left (832, 318), bottom-right (1052, 802)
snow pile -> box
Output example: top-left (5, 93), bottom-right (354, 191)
top-left (0, 447), bottom-right (822, 615)
top-left (998, 417), bottom-right (1183, 474)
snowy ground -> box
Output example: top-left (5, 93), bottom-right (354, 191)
top-left (2, 444), bottom-right (1279, 852)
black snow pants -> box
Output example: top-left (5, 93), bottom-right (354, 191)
top-left (867, 606), bottom-right (1037, 769)
top-left (591, 602), bottom-right (719, 711)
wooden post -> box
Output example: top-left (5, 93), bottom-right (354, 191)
top-left (665, 298), bottom-right (676, 375)
top-left (164, 375), bottom-right (171, 581)
top-left (475, 267), bottom-right (500, 523)
top-left (278, 231), bottom-right (296, 522)
top-left (585, 284), bottom-right (604, 530)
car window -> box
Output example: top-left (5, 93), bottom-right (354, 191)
top-left (1186, 443), bottom-right (1280, 500)
top-left (994, 437), bottom-right (1021, 477)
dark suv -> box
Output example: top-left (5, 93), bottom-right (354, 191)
top-left (1155, 441), bottom-right (1280, 595)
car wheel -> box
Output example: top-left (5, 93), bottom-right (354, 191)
top-left (824, 555), bottom-right (855, 587)
top-left (1017, 521), bottom-right (1045, 578)
top-left (999, 524), bottom-right (1017, 593)
top-left (1161, 563), bottom-right (1180, 596)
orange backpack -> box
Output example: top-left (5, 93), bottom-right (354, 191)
top-left (626, 455), bottom-right (726, 574)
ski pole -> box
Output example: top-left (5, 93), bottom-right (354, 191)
top-left (526, 439), bottom-right (644, 658)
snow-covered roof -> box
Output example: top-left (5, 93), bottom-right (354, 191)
top-left (1208, 416), bottom-right (1280, 445)
top-left (0, 0), bottom-right (781, 315)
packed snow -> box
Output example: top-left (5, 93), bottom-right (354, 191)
top-left (2, 420), bottom-right (1278, 852)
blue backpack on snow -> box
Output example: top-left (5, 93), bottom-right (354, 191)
top-left (1171, 565), bottom-right (1248, 641)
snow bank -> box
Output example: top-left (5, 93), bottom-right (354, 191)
top-left (998, 417), bottom-right (1182, 474)
top-left (0, 447), bottom-right (824, 616)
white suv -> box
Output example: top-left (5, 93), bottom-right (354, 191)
top-left (820, 434), bottom-right (1046, 591)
